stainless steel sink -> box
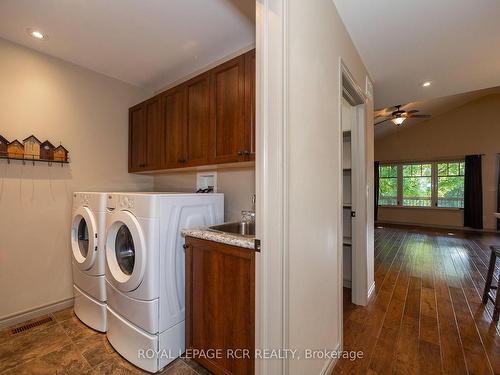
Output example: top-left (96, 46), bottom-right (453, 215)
top-left (209, 221), bottom-right (255, 237)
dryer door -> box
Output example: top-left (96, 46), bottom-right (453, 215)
top-left (106, 210), bottom-right (146, 292)
top-left (71, 207), bottom-right (98, 271)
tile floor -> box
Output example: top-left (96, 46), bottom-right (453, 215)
top-left (0, 308), bottom-right (210, 374)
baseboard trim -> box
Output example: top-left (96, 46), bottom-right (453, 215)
top-left (0, 298), bottom-right (74, 330)
top-left (367, 281), bottom-right (376, 302)
top-left (320, 342), bottom-right (341, 375)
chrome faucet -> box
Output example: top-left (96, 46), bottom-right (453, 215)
top-left (241, 194), bottom-right (256, 223)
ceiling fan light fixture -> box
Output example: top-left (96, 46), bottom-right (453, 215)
top-left (391, 116), bottom-right (406, 126)
top-left (422, 81), bottom-right (432, 87)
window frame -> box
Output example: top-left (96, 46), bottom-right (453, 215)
top-left (377, 160), bottom-right (465, 210)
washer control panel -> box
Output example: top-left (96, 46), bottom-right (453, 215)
top-left (119, 196), bottom-right (135, 209)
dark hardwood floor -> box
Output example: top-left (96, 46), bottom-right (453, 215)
top-left (334, 225), bottom-right (500, 375)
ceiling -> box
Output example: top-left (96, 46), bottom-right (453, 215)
top-left (374, 86), bottom-right (500, 139)
top-left (0, 0), bottom-right (255, 92)
top-left (333, 0), bottom-right (500, 109)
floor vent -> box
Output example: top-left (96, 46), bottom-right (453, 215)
top-left (11, 316), bottom-right (53, 334)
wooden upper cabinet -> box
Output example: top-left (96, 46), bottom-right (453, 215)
top-left (209, 55), bottom-right (246, 164)
top-left (128, 49), bottom-right (255, 173)
top-left (129, 98), bottom-right (162, 172)
top-left (244, 50), bottom-right (256, 159)
top-left (161, 86), bottom-right (187, 169)
top-left (145, 97), bottom-right (162, 170)
top-left (129, 104), bottom-right (147, 171)
top-left (185, 73), bottom-right (210, 166)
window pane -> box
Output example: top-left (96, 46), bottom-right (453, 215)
top-left (402, 163), bottom-right (432, 207)
top-left (422, 164), bottom-right (432, 176)
top-left (379, 174), bottom-right (397, 206)
top-left (403, 165), bottom-right (412, 177)
top-left (437, 161), bottom-right (464, 208)
top-left (438, 163), bottom-right (447, 176)
top-left (448, 162), bottom-right (459, 175)
top-left (460, 162), bottom-right (465, 175)
top-left (380, 165), bottom-right (397, 178)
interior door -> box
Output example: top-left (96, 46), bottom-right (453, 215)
top-left (209, 55), bottom-right (246, 164)
top-left (161, 86), bottom-right (187, 169)
top-left (185, 73), bottom-right (210, 166)
top-left (129, 104), bottom-right (147, 171)
top-left (71, 207), bottom-right (98, 271)
top-left (105, 210), bottom-right (146, 292)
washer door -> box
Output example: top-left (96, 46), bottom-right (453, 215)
top-left (71, 207), bottom-right (98, 271)
top-left (106, 210), bottom-right (146, 292)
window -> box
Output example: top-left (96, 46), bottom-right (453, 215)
top-left (402, 163), bottom-right (432, 207)
top-left (378, 160), bottom-right (464, 209)
top-left (437, 161), bottom-right (465, 208)
top-left (379, 165), bottom-right (398, 206)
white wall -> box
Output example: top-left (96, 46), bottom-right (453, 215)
top-left (0, 38), bottom-right (153, 321)
top-left (154, 167), bottom-right (255, 222)
top-left (286, 0), bottom-right (373, 373)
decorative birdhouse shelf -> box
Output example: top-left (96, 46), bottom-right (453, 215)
top-left (0, 134), bottom-right (70, 166)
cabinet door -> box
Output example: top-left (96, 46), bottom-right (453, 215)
top-left (185, 73), bottom-right (210, 166)
top-left (244, 49), bottom-right (256, 160)
top-left (145, 97), bottom-right (162, 170)
top-left (185, 237), bottom-right (255, 375)
top-left (161, 87), bottom-right (187, 169)
top-left (209, 55), bottom-right (246, 164)
top-left (129, 104), bottom-right (147, 171)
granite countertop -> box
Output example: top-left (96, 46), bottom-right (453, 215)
top-left (181, 227), bottom-right (255, 250)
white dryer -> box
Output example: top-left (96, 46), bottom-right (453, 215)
top-left (71, 192), bottom-right (107, 332)
top-left (104, 192), bottom-right (224, 373)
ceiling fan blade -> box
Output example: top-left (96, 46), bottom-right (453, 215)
top-left (382, 106), bottom-right (398, 113)
top-left (408, 114), bottom-right (431, 118)
top-left (375, 118), bottom-right (391, 126)
top-left (375, 115), bottom-right (390, 119)
top-left (406, 109), bottom-right (420, 115)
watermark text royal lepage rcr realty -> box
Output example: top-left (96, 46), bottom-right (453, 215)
top-left (137, 348), bottom-right (364, 361)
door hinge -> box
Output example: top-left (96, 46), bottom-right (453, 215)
top-left (351, 211), bottom-right (356, 218)
top-left (255, 239), bottom-right (261, 252)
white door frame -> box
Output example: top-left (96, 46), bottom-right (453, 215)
top-left (339, 61), bottom-right (370, 308)
top-left (255, 0), bottom-right (288, 374)
top-left (255, 2), bottom-right (373, 373)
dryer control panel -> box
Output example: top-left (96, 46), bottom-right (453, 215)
top-left (107, 194), bottom-right (135, 210)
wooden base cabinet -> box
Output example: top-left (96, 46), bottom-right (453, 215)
top-left (185, 237), bottom-right (255, 375)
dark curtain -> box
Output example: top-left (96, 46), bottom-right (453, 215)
top-left (374, 161), bottom-right (380, 221)
top-left (497, 157), bottom-right (500, 230)
top-left (464, 155), bottom-right (483, 229)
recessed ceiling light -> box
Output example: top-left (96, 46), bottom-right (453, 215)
top-left (422, 81), bottom-right (432, 87)
top-left (27, 28), bottom-right (47, 40)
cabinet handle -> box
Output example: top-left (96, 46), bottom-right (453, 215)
top-left (243, 150), bottom-right (250, 156)
top-left (183, 244), bottom-right (191, 250)
top-left (177, 159), bottom-right (187, 163)
top-left (237, 151), bottom-right (243, 156)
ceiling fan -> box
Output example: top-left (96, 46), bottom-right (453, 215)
top-left (375, 105), bottom-right (431, 126)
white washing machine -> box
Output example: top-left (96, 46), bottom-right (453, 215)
top-left (104, 192), bottom-right (224, 373)
top-left (71, 192), bottom-right (108, 332)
